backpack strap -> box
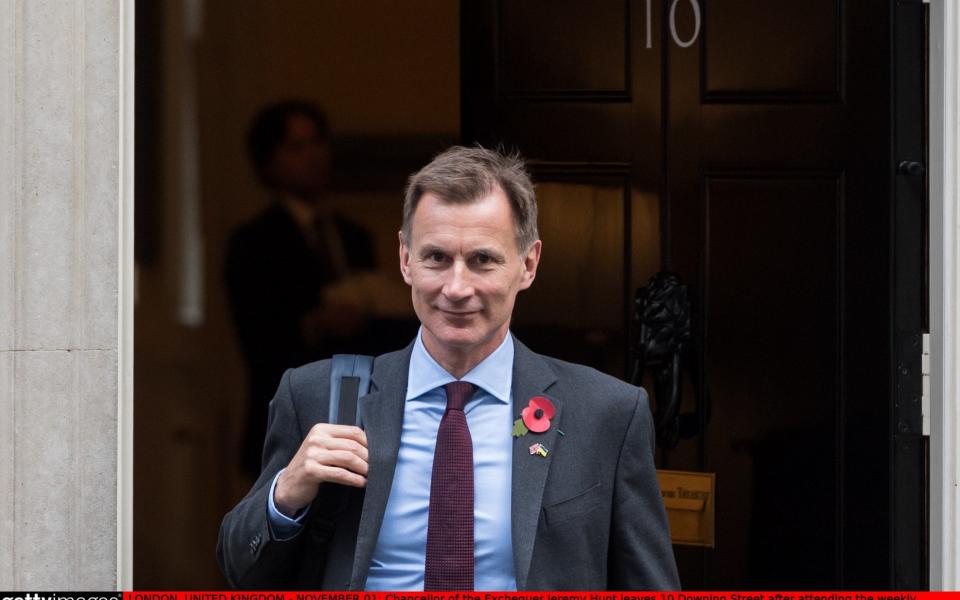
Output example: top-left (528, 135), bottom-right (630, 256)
top-left (329, 354), bottom-right (374, 428)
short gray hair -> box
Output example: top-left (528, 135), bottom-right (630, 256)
top-left (402, 145), bottom-right (539, 252)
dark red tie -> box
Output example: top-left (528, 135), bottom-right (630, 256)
top-left (424, 381), bottom-right (476, 590)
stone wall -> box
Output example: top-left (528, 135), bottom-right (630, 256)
top-left (0, 0), bottom-right (128, 588)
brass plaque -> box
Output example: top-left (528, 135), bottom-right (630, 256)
top-left (656, 469), bottom-right (716, 547)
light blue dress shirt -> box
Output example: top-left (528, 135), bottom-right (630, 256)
top-left (267, 328), bottom-right (517, 590)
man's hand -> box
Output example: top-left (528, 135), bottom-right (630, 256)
top-left (274, 424), bottom-right (368, 517)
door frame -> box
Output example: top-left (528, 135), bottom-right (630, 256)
top-left (929, 0), bottom-right (960, 590)
top-left (110, 0), bottom-right (960, 588)
top-left (119, 0), bottom-right (135, 589)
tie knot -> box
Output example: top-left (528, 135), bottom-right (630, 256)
top-left (443, 381), bottom-right (476, 411)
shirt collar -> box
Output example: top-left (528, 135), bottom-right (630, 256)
top-left (406, 327), bottom-right (514, 404)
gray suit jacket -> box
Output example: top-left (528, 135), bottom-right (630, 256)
top-left (217, 339), bottom-right (680, 590)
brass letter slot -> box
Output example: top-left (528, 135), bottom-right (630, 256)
top-left (656, 469), bottom-right (715, 547)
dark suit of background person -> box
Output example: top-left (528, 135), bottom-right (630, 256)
top-left (225, 100), bottom-right (376, 478)
top-left (226, 204), bottom-right (375, 478)
top-left (218, 146), bottom-right (680, 590)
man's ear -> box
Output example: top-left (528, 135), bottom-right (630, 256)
top-left (398, 230), bottom-right (413, 285)
top-left (518, 239), bottom-right (542, 291)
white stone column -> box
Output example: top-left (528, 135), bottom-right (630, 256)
top-left (0, 0), bottom-right (133, 589)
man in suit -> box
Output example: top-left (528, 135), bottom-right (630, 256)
top-left (225, 100), bottom-right (376, 478)
top-left (217, 146), bottom-right (680, 590)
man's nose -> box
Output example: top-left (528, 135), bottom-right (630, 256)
top-left (442, 260), bottom-right (474, 301)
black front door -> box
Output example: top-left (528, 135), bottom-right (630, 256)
top-left (462, 0), bottom-right (927, 589)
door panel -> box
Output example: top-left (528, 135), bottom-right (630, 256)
top-left (499, 0), bottom-right (631, 97)
top-left (666, 0), bottom-right (890, 589)
top-left (513, 179), bottom-right (631, 377)
top-left (699, 173), bottom-right (843, 587)
top-left (702, 0), bottom-right (841, 100)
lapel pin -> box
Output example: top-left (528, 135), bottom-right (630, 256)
top-left (513, 396), bottom-right (557, 437)
top-left (512, 418), bottom-right (529, 437)
top-left (521, 395), bottom-right (556, 432)
top-left (529, 442), bottom-right (549, 457)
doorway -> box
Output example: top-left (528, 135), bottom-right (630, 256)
top-left (462, 0), bottom-right (928, 589)
top-left (133, 0), bottom-right (929, 589)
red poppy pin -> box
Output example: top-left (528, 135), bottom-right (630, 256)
top-left (512, 395), bottom-right (556, 437)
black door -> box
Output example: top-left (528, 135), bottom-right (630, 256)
top-left (462, 0), bottom-right (927, 589)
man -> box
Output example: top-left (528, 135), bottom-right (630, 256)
top-left (225, 100), bottom-right (375, 478)
top-left (217, 146), bottom-right (680, 590)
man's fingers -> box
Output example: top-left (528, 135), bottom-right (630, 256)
top-left (315, 449), bottom-right (369, 476)
top-left (323, 437), bottom-right (369, 462)
top-left (301, 446), bottom-right (369, 479)
top-left (307, 423), bottom-right (368, 447)
top-left (309, 463), bottom-right (367, 488)
top-left (302, 429), bottom-right (368, 461)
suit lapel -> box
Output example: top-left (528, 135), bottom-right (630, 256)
top-left (510, 340), bottom-right (559, 590)
top-left (348, 343), bottom-right (412, 590)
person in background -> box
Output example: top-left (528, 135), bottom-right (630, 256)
top-left (225, 100), bottom-right (375, 479)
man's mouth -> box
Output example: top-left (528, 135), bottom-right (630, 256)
top-left (438, 308), bottom-right (479, 316)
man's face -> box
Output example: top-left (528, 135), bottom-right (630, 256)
top-left (265, 113), bottom-right (331, 200)
top-left (399, 189), bottom-right (541, 362)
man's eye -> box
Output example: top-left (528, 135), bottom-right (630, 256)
top-left (475, 253), bottom-right (492, 265)
top-left (430, 252), bottom-right (445, 263)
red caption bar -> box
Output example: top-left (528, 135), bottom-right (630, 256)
top-left (122, 592), bottom-right (947, 600)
